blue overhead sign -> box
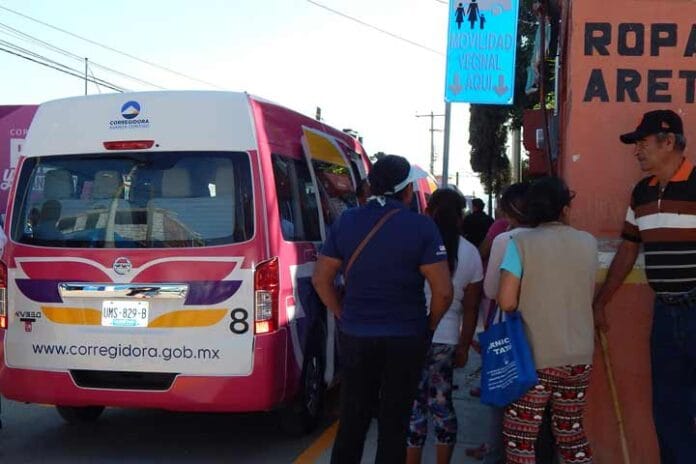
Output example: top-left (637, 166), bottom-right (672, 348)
top-left (444, 0), bottom-right (520, 105)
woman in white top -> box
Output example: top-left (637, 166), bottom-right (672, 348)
top-left (407, 189), bottom-right (483, 464)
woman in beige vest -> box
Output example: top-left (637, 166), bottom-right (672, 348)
top-left (497, 176), bottom-right (598, 464)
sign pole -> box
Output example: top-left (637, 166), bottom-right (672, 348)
top-left (512, 127), bottom-right (521, 181)
top-left (441, 102), bottom-right (452, 188)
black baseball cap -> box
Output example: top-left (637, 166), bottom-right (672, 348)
top-left (620, 110), bottom-right (684, 144)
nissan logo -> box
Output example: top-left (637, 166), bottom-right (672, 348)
top-left (113, 257), bottom-right (133, 275)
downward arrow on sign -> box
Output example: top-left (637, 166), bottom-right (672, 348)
top-left (449, 74), bottom-right (462, 95)
top-left (493, 75), bottom-right (508, 96)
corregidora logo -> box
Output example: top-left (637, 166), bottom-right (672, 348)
top-left (109, 100), bottom-right (150, 129)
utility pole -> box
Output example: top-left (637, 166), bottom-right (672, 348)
top-left (442, 102), bottom-right (452, 188)
top-left (84, 58), bottom-right (88, 96)
top-left (416, 111), bottom-right (445, 175)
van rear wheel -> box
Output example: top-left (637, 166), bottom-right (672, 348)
top-left (280, 328), bottom-right (326, 436)
top-left (56, 405), bottom-right (105, 424)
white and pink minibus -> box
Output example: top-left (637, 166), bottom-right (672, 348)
top-left (0, 91), bottom-right (370, 432)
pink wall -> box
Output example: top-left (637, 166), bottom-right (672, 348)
top-left (561, 0), bottom-right (696, 461)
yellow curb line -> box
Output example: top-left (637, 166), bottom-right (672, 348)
top-left (293, 420), bottom-right (339, 464)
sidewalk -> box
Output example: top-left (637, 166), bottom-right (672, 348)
top-left (312, 348), bottom-right (495, 464)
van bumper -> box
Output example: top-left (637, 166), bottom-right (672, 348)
top-left (0, 330), bottom-right (289, 412)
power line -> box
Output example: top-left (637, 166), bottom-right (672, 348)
top-left (306, 0), bottom-right (444, 56)
top-left (88, 64), bottom-right (103, 94)
top-left (0, 45), bottom-right (123, 92)
top-left (0, 19), bottom-right (162, 89)
top-left (1, 39), bottom-right (76, 75)
top-left (0, 22), bottom-right (165, 89)
top-left (0, 38), bottom-right (127, 91)
top-left (88, 61), bottom-right (166, 90)
top-left (0, 5), bottom-right (224, 89)
top-left (0, 39), bottom-right (125, 90)
top-left (0, 45), bottom-right (125, 92)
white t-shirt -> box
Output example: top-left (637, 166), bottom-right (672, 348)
top-left (483, 227), bottom-right (532, 299)
top-left (425, 237), bottom-right (483, 345)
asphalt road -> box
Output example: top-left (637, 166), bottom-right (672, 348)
top-left (0, 398), bottom-right (335, 463)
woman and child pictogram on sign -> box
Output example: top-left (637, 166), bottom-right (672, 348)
top-left (455, 0), bottom-right (511, 30)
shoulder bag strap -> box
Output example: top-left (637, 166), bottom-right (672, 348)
top-left (344, 208), bottom-right (401, 285)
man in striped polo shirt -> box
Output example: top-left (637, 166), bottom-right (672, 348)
top-left (594, 110), bottom-right (696, 464)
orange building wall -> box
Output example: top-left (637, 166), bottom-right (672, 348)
top-left (562, 1), bottom-right (696, 462)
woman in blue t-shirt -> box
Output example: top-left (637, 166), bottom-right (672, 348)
top-left (313, 155), bottom-right (454, 464)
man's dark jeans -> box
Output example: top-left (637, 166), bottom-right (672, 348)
top-left (330, 332), bottom-right (428, 464)
top-left (651, 300), bottom-right (696, 464)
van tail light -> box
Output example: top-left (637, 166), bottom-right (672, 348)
top-left (254, 257), bottom-right (279, 334)
top-left (0, 261), bottom-right (7, 330)
top-left (103, 140), bottom-right (155, 150)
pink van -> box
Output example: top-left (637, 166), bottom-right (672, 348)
top-left (0, 91), bottom-right (370, 433)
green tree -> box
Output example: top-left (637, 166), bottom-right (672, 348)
top-left (469, 105), bottom-right (510, 196)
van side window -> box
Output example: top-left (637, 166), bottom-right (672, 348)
top-left (271, 154), bottom-right (321, 242)
top-left (311, 160), bottom-right (357, 225)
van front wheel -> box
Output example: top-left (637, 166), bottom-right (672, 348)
top-left (56, 405), bottom-right (105, 424)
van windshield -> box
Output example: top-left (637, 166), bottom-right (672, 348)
top-left (11, 151), bottom-right (254, 248)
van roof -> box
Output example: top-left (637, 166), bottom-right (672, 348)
top-left (24, 91), bottom-right (259, 156)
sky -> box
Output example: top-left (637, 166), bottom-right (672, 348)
top-left (0, 0), bottom-right (485, 197)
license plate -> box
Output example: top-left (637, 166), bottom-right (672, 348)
top-left (101, 300), bottom-right (149, 328)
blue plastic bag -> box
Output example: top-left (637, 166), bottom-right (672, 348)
top-left (479, 310), bottom-right (538, 407)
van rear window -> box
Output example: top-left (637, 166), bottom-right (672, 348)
top-left (11, 151), bottom-right (254, 248)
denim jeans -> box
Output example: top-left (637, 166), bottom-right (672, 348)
top-left (331, 332), bottom-right (428, 464)
top-left (651, 300), bottom-right (696, 464)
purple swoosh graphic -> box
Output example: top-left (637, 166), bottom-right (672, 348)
top-left (16, 280), bottom-right (65, 303)
top-left (185, 281), bottom-right (243, 305)
top-left (15, 280), bottom-right (243, 305)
